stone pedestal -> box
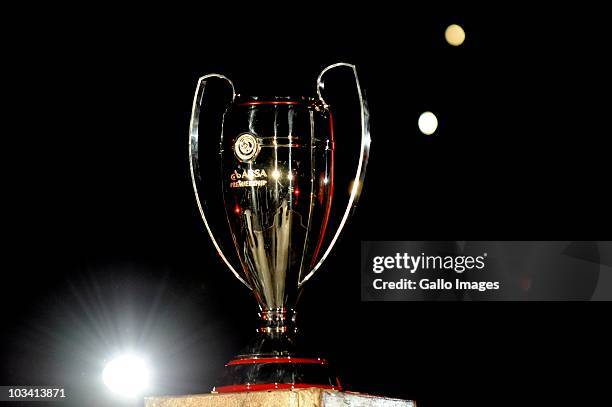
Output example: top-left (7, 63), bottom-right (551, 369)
top-left (145, 388), bottom-right (414, 407)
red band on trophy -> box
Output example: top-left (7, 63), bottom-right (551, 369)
top-left (215, 383), bottom-right (340, 393)
top-left (237, 101), bottom-right (301, 106)
top-left (226, 357), bottom-right (328, 366)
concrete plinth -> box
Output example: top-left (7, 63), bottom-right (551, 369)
top-left (145, 388), bottom-right (414, 407)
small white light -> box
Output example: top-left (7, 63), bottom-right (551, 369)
top-left (272, 169), bottom-right (281, 180)
top-left (445, 24), bottom-right (466, 46)
top-left (323, 177), bottom-right (329, 185)
top-left (418, 111), bottom-right (438, 135)
top-left (103, 354), bottom-right (150, 398)
top-left (287, 173), bottom-right (294, 181)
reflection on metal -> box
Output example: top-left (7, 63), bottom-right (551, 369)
top-left (301, 63), bottom-right (371, 285)
top-left (189, 74), bottom-right (251, 288)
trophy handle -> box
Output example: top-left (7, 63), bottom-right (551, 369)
top-left (299, 63), bottom-right (371, 287)
top-left (189, 74), bottom-right (252, 289)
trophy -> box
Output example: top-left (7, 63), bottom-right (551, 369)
top-left (189, 63), bottom-right (370, 392)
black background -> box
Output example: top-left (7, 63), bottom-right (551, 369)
top-left (3, 3), bottom-right (611, 406)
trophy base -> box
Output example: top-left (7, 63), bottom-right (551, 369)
top-left (213, 330), bottom-right (340, 393)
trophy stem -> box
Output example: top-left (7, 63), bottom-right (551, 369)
top-left (258, 307), bottom-right (297, 335)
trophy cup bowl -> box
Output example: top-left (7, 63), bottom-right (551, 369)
top-left (189, 63), bottom-right (370, 392)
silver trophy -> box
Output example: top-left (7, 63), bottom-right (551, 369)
top-left (189, 63), bottom-right (370, 392)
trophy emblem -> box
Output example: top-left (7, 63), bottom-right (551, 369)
top-left (189, 63), bottom-right (370, 392)
top-left (233, 133), bottom-right (260, 162)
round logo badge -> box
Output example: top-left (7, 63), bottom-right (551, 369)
top-left (234, 133), bottom-right (260, 162)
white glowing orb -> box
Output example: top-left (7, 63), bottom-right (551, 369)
top-left (445, 24), bottom-right (466, 46)
top-left (103, 354), bottom-right (150, 398)
top-left (418, 111), bottom-right (438, 135)
top-left (272, 169), bottom-right (281, 180)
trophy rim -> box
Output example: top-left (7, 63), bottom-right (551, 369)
top-left (235, 95), bottom-right (319, 106)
